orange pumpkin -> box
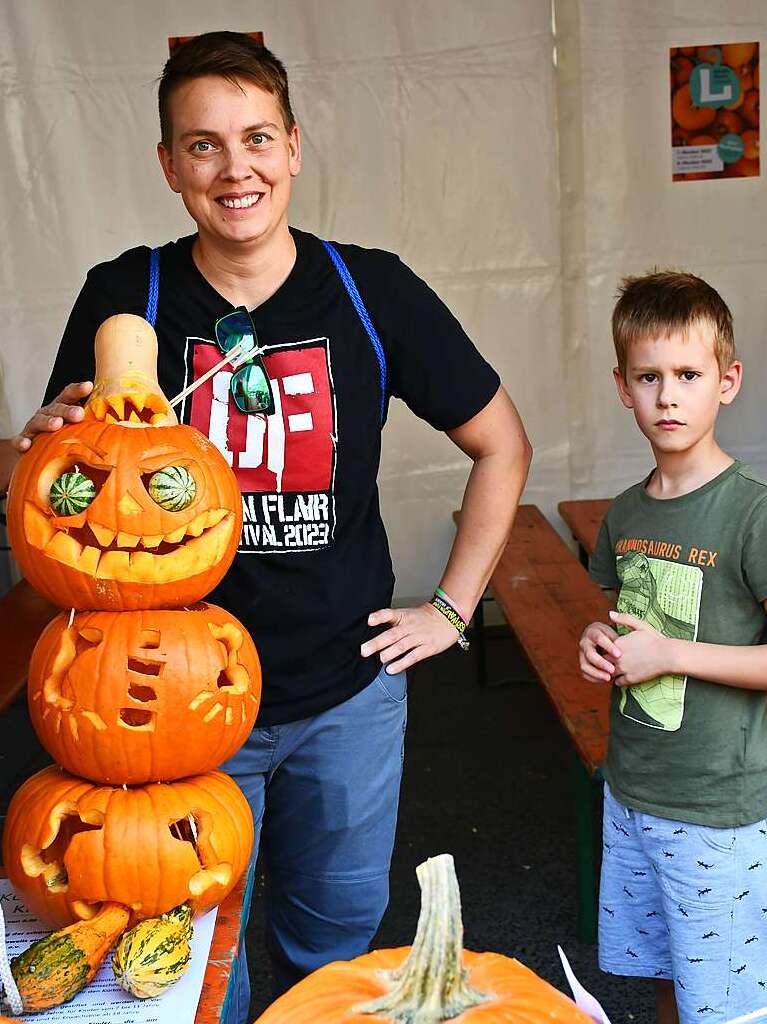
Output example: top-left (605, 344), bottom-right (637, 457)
top-left (6, 420), bottom-right (242, 609)
top-left (7, 314), bottom-right (243, 610)
top-left (2, 765), bottom-right (253, 929)
top-left (672, 84), bottom-right (716, 131)
top-left (254, 855), bottom-right (593, 1024)
top-left (27, 604), bottom-right (260, 783)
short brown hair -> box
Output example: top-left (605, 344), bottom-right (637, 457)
top-left (612, 270), bottom-right (736, 376)
top-left (158, 32), bottom-right (295, 146)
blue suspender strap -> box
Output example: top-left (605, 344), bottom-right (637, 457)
top-left (321, 239), bottom-right (387, 424)
top-left (145, 247), bottom-right (160, 327)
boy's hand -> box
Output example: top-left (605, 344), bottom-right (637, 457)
top-left (578, 621), bottom-right (622, 683)
top-left (608, 611), bottom-right (674, 685)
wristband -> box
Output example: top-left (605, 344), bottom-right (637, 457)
top-left (430, 589), bottom-right (470, 652)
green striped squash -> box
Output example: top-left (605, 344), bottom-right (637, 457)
top-left (49, 470), bottom-right (96, 516)
top-left (147, 465), bottom-right (197, 511)
top-left (11, 903), bottom-right (129, 1012)
top-left (112, 903), bottom-right (193, 999)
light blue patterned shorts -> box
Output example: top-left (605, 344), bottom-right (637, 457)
top-left (599, 783), bottom-right (767, 1021)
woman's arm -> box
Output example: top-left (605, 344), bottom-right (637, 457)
top-left (361, 386), bottom-right (532, 673)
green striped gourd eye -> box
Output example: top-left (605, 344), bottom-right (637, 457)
top-left (148, 465), bottom-right (197, 511)
top-left (49, 470), bottom-right (96, 516)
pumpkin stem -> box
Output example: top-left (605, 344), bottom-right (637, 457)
top-left (356, 854), bottom-right (490, 1023)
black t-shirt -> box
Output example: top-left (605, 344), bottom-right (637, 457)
top-left (44, 228), bottom-right (500, 724)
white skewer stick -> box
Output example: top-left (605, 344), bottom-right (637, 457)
top-left (168, 339), bottom-right (251, 409)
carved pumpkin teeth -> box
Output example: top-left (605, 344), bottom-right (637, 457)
top-left (185, 511), bottom-right (208, 538)
top-left (45, 531), bottom-right (83, 566)
top-left (129, 550), bottom-right (156, 581)
top-left (91, 523), bottom-right (116, 547)
top-left (108, 396), bottom-right (125, 420)
top-left (25, 506), bottom-right (235, 583)
top-left (96, 550), bottom-right (131, 579)
top-left (80, 545), bottom-right (101, 576)
top-left (205, 509), bottom-right (227, 527)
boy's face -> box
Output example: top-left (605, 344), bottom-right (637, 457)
top-left (613, 323), bottom-right (741, 456)
top-left (157, 75), bottom-right (301, 248)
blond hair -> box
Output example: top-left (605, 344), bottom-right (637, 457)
top-left (612, 270), bottom-right (735, 376)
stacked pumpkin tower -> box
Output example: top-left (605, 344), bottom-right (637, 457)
top-left (2, 316), bottom-right (259, 1012)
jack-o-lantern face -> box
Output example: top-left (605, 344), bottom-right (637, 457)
top-left (7, 421), bottom-right (242, 610)
top-left (28, 604), bottom-right (261, 784)
top-left (2, 766), bottom-right (253, 929)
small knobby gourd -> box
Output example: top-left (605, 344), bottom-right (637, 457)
top-left (6, 314), bottom-right (243, 610)
top-left (254, 854), bottom-right (594, 1024)
top-left (10, 902), bottom-right (129, 1012)
top-left (112, 902), bottom-right (193, 998)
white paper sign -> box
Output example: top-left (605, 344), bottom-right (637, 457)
top-left (558, 946), bottom-right (612, 1024)
top-left (0, 878), bottom-right (217, 1022)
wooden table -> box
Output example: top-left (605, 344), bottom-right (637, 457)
top-left (558, 498), bottom-right (612, 567)
top-left (196, 865), bottom-right (253, 1023)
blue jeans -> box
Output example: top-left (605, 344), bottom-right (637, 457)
top-left (219, 666), bottom-right (407, 1023)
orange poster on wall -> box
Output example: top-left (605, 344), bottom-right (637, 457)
top-left (670, 43), bottom-right (759, 181)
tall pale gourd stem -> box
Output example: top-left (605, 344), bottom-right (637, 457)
top-left (356, 854), bottom-right (490, 1023)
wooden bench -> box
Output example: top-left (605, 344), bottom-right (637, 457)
top-left (0, 579), bottom-right (249, 1023)
top-left (456, 505), bottom-right (611, 942)
top-left (558, 498), bottom-right (612, 566)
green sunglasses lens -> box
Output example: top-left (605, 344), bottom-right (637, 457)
top-left (216, 311), bottom-right (256, 355)
top-left (231, 363), bottom-right (273, 414)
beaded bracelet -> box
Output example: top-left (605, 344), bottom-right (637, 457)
top-left (430, 588), bottom-right (470, 651)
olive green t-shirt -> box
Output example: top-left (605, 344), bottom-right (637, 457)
top-left (590, 461), bottom-right (767, 827)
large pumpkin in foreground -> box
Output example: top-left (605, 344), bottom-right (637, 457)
top-left (254, 855), bottom-right (592, 1024)
top-left (2, 766), bottom-right (253, 929)
top-left (28, 604), bottom-right (261, 783)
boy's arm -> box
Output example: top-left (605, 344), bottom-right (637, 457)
top-left (610, 609), bottom-right (767, 691)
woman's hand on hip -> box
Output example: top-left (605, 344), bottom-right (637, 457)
top-left (361, 603), bottom-right (464, 674)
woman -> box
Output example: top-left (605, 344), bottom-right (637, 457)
top-left (0, 32), bottom-right (531, 1019)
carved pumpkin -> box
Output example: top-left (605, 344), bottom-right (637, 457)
top-left (27, 604), bottom-right (261, 784)
top-left (6, 421), bottom-right (242, 610)
top-left (254, 855), bottom-right (593, 1024)
top-left (6, 314), bottom-right (243, 610)
top-left (2, 765), bottom-right (253, 929)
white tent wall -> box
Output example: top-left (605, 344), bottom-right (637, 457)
top-left (0, 0), bottom-right (565, 603)
top-left (557, 0), bottom-right (767, 500)
top-left (1, 1), bottom-right (765, 605)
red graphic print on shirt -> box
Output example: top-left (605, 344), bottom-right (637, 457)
top-left (184, 337), bottom-right (337, 553)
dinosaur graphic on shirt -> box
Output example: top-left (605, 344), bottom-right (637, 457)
top-left (614, 552), bottom-right (702, 732)
top-left (616, 554), bottom-right (696, 640)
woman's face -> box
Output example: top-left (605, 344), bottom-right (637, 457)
top-left (157, 75), bottom-right (301, 249)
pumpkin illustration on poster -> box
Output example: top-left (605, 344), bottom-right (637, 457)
top-left (0, 315), bottom-right (259, 1014)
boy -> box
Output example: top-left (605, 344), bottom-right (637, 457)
top-left (579, 271), bottom-right (767, 1024)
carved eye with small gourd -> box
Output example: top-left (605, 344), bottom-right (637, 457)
top-left (7, 314), bottom-right (243, 610)
top-left (49, 467), bottom-right (98, 516)
top-left (146, 465), bottom-right (197, 512)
